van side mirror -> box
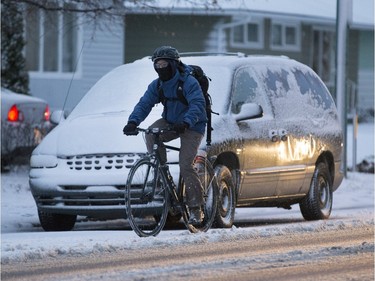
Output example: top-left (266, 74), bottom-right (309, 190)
top-left (50, 110), bottom-right (66, 125)
top-left (234, 103), bottom-right (263, 122)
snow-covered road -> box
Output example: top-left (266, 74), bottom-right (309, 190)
top-left (2, 225), bottom-right (373, 281)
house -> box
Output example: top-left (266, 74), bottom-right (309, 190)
top-left (26, 0), bottom-right (374, 117)
top-left (124, 0), bottom-right (374, 117)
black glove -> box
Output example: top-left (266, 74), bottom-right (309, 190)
top-left (173, 122), bottom-right (189, 134)
top-left (123, 121), bottom-right (138, 135)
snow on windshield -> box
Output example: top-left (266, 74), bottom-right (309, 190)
top-left (247, 60), bottom-right (340, 132)
top-left (69, 56), bottom-right (233, 120)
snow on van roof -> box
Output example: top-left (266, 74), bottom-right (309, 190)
top-left (69, 54), bottom-right (301, 119)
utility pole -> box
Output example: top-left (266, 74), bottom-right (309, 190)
top-left (335, 0), bottom-right (352, 177)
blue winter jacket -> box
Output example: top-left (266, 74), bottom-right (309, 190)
top-left (128, 64), bottom-right (207, 135)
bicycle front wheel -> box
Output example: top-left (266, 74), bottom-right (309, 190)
top-left (125, 158), bottom-right (169, 237)
top-left (180, 155), bottom-right (218, 233)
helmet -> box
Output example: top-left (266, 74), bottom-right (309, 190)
top-left (151, 46), bottom-right (180, 62)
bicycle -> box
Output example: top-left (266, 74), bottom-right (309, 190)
top-left (125, 127), bottom-right (218, 237)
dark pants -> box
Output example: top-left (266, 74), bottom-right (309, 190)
top-left (145, 118), bottom-right (204, 208)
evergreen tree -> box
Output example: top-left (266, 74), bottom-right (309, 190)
top-left (1, 2), bottom-right (29, 95)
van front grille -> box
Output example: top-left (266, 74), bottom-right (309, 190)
top-left (62, 153), bottom-right (145, 171)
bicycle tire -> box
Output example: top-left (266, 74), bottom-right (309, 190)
top-left (179, 156), bottom-right (218, 233)
top-left (125, 158), bottom-right (170, 237)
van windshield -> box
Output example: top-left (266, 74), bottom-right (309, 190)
top-left (69, 58), bottom-right (232, 119)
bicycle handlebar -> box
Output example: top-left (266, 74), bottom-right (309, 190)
top-left (125, 127), bottom-right (176, 136)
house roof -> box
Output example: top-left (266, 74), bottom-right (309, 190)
top-left (128, 0), bottom-right (374, 30)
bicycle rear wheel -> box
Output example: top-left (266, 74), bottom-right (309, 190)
top-left (125, 158), bottom-right (169, 237)
top-left (180, 156), bottom-right (218, 233)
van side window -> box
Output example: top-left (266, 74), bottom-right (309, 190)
top-left (293, 69), bottom-right (333, 110)
top-left (265, 68), bottom-right (290, 96)
top-left (231, 68), bottom-right (269, 115)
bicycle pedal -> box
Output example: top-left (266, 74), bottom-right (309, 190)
top-left (169, 209), bottom-right (180, 217)
top-left (188, 207), bottom-right (204, 225)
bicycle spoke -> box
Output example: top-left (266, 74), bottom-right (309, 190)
top-left (125, 159), bottom-right (169, 237)
top-left (180, 156), bottom-right (218, 233)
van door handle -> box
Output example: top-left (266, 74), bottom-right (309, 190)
top-left (279, 129), bottom-right (288, 141)
top-left (269, 130), bottom-right (279, 142)
top-left (269, 129), bottom-right (288, 142)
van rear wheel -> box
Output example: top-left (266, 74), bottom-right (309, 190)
top-left (38, 209), bottom-right (76, 231)
top-left (299, 161), bottom-right (333, 220)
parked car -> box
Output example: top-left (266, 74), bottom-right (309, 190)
top-left (29, 54), bottom-right (344, 231)
top-left (1, 87), bottom-right (51, 168)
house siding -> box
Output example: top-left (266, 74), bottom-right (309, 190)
top-left (126, 15), bottom-right (309, 66)
top-left (347, 30), bottom-right (359, 86)
top-left (29, 21), bottom-right (124, 113)
top-left (124, 14), bottom-right (227, 63)
top-left (81, 24), bottom-right (124, 95)
top-left (357, 30), bottom-right (374, 111)
top-left (301, 25), bottom-right (313, 66)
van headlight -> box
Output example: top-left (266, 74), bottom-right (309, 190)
top-left (30, 155), bottom-right (58, 168)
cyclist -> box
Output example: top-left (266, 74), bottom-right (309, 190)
top-left (123, 46), bottom-right (207, 225)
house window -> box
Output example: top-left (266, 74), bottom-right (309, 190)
top-left (312, 28), bottom-right (335, 90)
top-left (247, 23), bottom-right (259, 42)
top-left (25, 4), bottom-right (81, 76)
top-left (230, 19), bottom-right (264, 49)
top-left (233, 25), bottom-right (245, 44)
top-left (270, 22), bottom-right (300, 51)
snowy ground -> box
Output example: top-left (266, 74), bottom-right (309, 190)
top-left (1, 123), bottom-right (374, 264)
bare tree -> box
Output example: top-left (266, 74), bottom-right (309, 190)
top-left (3, 0), bottom-right (221, 21)
top-left (3, 0), bottom-right (223, 36)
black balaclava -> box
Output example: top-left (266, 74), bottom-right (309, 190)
top-left (155, 59), bottom-right (177, 81)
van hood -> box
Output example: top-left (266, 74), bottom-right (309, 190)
top-left (33, 111), bottom-right (162, 157)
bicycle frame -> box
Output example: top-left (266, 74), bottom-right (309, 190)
top-left (142, 128), bottom-right (181, 206)
top-left (125, 127), bottom-right (218, 237)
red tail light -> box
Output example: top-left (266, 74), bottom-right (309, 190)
top-left (44, 105), bottom-right (50, 121)
top-left (7, 105), bottom-right (19, 122)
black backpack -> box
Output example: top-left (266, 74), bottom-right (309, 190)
top-left (157, 65), bottom-right (216, 146)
